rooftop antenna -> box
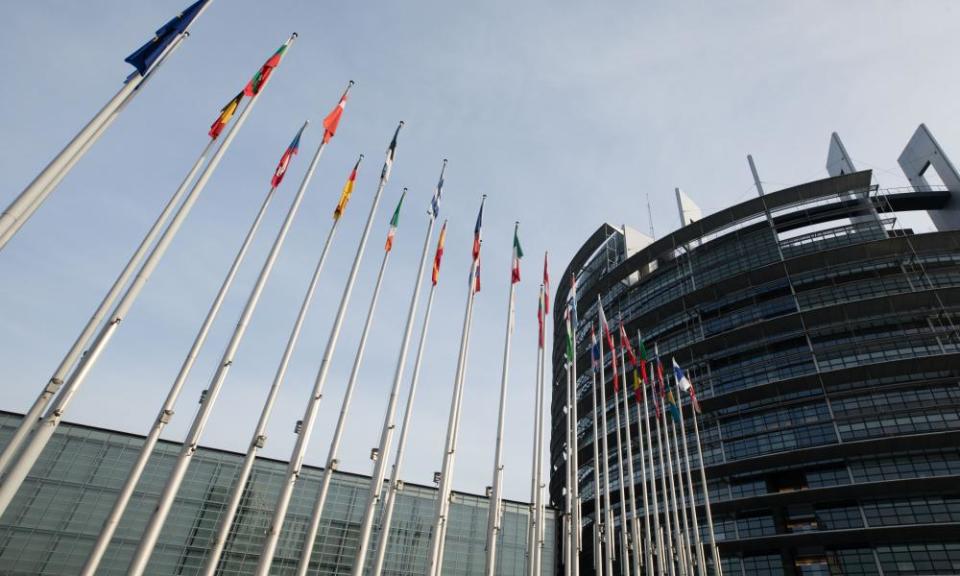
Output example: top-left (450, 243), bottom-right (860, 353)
top-left (646, 192), bottom-right (656, 239)
top-left (748, 154), bottom-right (766, 197)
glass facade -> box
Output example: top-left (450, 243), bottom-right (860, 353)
top-left (0, 413), bottom-right (557, 575)
top-left (552, 172), bottom-right (960, 575)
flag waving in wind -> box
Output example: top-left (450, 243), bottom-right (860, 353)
top-left (384, 189), bottom-right (406, 252)
top-left (432, 220), bottom-right (447, 285)
top-left (543, 253), bottom-right (550, 315)
top-left (673, 358), bottom-right (702, 413)
top-left (322, 82), bottom-right (353, 143)
top-left (271, 122), bottom-right (307, 187)
top-left (470, 197), bottom-right (485, 292)
top-left (431, 161), bottom-right (447, 218)
top-left (244, 39), bottom-right (292, 97)
top-left (381, 122), bottom-right (402, 181)
top-left (334, 155), bottom-right (363, 220)
top-left (597, 302), bottom-right (618, 392)
top-left (537, 286), bottom-right (545, 349)
top-left (209, 92), bottom-right (243, 140)
top-left (125, 0), bottom-right (209, 77)
top-left (511, 224), bottom-right (523, 283)
top-left (590, 325), bottom-right (600, 371)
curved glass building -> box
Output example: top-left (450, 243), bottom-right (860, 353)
top-left (552, 164), bottom-right (960, 575)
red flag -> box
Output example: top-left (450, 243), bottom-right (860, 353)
top-left (322, 82), bottom-right (352, 143)
top-left (543, 253), bottom-right (550, 314)
top-left (244, 42), bottom-right (289, 97)
top-left (432, 221), bottom-right (447, 286)
top-left (598, 303), bottom-right (619, 393)
top-left (618, 323), bottom-right (638, 368)
top-left (270, 122), bottom-right (306, 188)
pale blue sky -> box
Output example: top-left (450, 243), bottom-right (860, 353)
top-left (1, 1), bottom-right (958, 502)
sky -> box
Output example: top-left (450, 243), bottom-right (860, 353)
top-left (1, 1), bottom-right (959, 504)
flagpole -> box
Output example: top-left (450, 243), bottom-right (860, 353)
top-left (527, 284), bottom-right (546, 576)
top-left (0, 135), bottom-right (214, 480)
top-left (0, 27), bottom-right (289, 512)
top-left (564, 364), bottom-right (574, 576)
top-left (256, 123), bottom-right (402, 576)
top-left (81, 139), bottom-right (290, 576)
top-left (638, 338), bottom-right (665, 576)
top-left (355, 161), bottom-right (446, 576)
top-left (483, 222), bottom-right (521, 576)
top-left (653, 362), bottom-right (677, 576)
top-left (588, 353), bottom-right (605, 576)
top-left (569, 295), bottom-right (581, 576)
top-left (296, 190), bottom-right (405, 576)
top-left (634, 332), bottom-right (657, 576)
top-left (611, 373), bottom-right (632, 576)
top-left (426, 195), bottom-right (485, 576)
top-left (676, 392), bottom-right (707, 576)
top-left (369, 263), bottom-right (440, 576)
top-left (0, 0), bottom-right (214, 249)
top-left (618, 350), bottom-right (642, 576)
top-left (691, 398), bottom-right (722, 575)
top-left (595, 323), bottom-right (616, 576)
top-left (536, 308), bottom-right (548, 573)
top-left (670, 410), bottom-right (696, 575)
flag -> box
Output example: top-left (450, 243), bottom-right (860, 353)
top-left (568, 273), bottom-right (578, 332)
top-left (334, 156), bottom-right (362, 220)
top-left (431, 162), bottom-right (446, 218)
top-left (664, 373), bottom-right (682, 423)
top-left (673, 358), bottom-right (701, 413)
top-left (563, 306), bottom-right (574, 364)
top-left (638, 337), bottom-right (649, 387)
top-left (511, 225), bottom-right (523, 283)
top-left (537, 288), bottom-right (545, 349)
top-left (244, 41), bottom-right (290, 97)
top-left (381, 123), bottom-right (402, 182)
top-left (597, 302), bottom-right (618, 393)
top-left (432, 220), bottom-right (447, 285)
top-left (590, 325), bottom-right (600, 370)
top-left (618, 323), bottom-right (638, 368)
top-left (209, 92), bottom-right (243, 140)
top-left (322, 83), bottom-right (351, 143)
top-left (470, 198), bottom-right (484, 292)
top-left (271, 122), bottom-right (307, 187)
top-left (384, 190), bottom-right (406, 252)
top-left (125, 0), bottom-right (208, 76)
top-left (543, 253), bottom-right (550, 315)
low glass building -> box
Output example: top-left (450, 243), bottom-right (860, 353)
top-left (0, 412), bottom-right (557, 575)
top-left (552, 168), bottom-right (960, 575)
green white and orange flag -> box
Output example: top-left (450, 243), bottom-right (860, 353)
top-left (334, 156), bottom-right (362, 220)
top-left (209, 92), bottom-right (243, 139)
top-left (432, 220), bottom-right (447, 285)
top-left (511, 224), bottom-right (523, 283)
top-left (384, 189), bottom-right (406, 252)
top-left (244, 40), bottom-right (291, 97)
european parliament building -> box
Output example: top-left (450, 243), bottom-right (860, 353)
top-left (551, 127), bottom-right (960, 576)
top-left (0, 412), bottom-right (558, 575)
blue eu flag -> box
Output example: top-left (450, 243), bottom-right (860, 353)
top-left (125, 0), bottom-right (209, 76)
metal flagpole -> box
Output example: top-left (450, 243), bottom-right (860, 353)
top-left (483, 223), bottom-right (521, 576)
top-left (256, 122), bottom-right (402, 576)
top-left (0, 136), bottom-right (214, 480)
top-left (670, 411), bottom-right (696, 575)
top-left (637, 332), bottom-right (664, 576)
top-left (425, 195), bottom-right (484, 576)
top-left (618, 350), bottom-right (642, 576)
top-left (589, 350), bottom-right (605, 576)
top-left (369, 249), bottom-right (441, 576)
top-left (354, 161), bottom-right (446, 576)
top-left (653, 362), bottom-right (677, 576)
top-left (564, 366), bottom-right (574, 576)
top-left (611, 371), bottom-right (632, 576)
top-left (569, 285), bottom-right (581, 576)
top-left (691, 397), bottom-right (722, 575)
top-left (676, 393), bottom-right (707, 576)
top-left (536, 310), bottom-right (548, 574)
top-left (634, 332), bottom-right (655, 576)
top-left (595, 324), bottom-right (616, 576)
top-left (0, 27), bottom-right (289, 512)
top-left (526, 284), bottom-right (546, 576)
top-left (80, 124), bottom-right (296, 575)
top-left (296, 190), bottom-right (406, 576)
top-left (0, 0), bottom-right (214, 249)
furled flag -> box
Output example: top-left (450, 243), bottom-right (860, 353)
top-left (125, 0), bottom-right (209, 77)
top-left (431, 161), bottom-right (446, 218)
top-left (563, 305), bottom-right (574, 364)
top-left (638, 336), bottom-right (649, 386)
top-left (597, 302), bottom-right (619, 392)
top-left (271, 121), bottom-right (307, 187)
top-left (334, 156), bottom-right (362, 220)
top-left (590, 325), bottom-right (600, 371)
top-left (664, 371), bottom-right (682, 423)
top-left (209, 92), bottom-right (243, 139)
top-left (385, 189), bottom-right (406, 252)
top-left (543, 253), bottom-right (550, 315)
top-left (673, 358), bottom-right (701, 413)
top-left (381, 123), bottom-right (402, 182)
top-left (568, 273), bottom-right (578, 331)
top-left (511, 224), bottom-right (524, 283)
top-left (432, 220), bottom-right (447, 286)
top-left (322, 82), bottom-right (352, 143)
top-left (470, 198), bottom-right (485, 292)
top-left (619, 323), bottom-right (642, 403)
top-left (244, 40), bottom-right (291, 97)
top-left (537, 287), bottom-right (545, 349)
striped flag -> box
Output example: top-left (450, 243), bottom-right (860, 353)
top-left (543, 253), bottom-right (550, 314)
top-left (322, 83), bottom-right (352, 143)
top-left (209, 92), bottom-right (243, 140)
top-left (598, 302), bottom-right (618, 392)
top-left (384, 190), bottom-right (406, 252)
top-left (470, 198), bottom-right (484, 292)
top-left (381, 123), bottom-right (401, 182)
top-left (125, 0), bottom-right (209, 76)
top-left (431, 162), bottom-right (446, 218)
top-left (432, 220), bottom-right (447, 285)
top-left (563, 306), bottom-right (574, 364)
top-left (244, 40), bottom-right (290, 97)
top-left (334, 156), bottom-right (362, 220)
top-left (511, 225), bottom-right (523, 283)
top-left (271, 122), bottom-right (307, 187)
top-left (673, 358), bottom-right (701, 413)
